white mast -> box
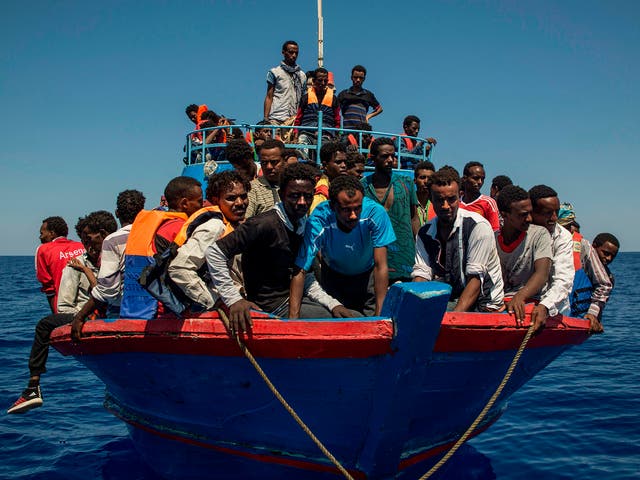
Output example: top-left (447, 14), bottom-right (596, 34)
top-left (317, 0), bottom-right (324, 67)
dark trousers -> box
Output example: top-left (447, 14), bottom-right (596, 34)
top-left (320, 262), bottom-right (376, 316)
top-left (28, 313), bottom-right (73, 376)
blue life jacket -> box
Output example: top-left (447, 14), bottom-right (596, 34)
top-left (120, 210), bottom-right (187, 319)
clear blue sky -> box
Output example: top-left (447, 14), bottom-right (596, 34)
top-left (1, 0), bottom-right (638, 254)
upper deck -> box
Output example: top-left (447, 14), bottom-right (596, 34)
top-left (182, 120), bottom-right (435, 184)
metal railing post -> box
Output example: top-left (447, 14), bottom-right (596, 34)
top-left (317, 110), bottom-right (323, 165)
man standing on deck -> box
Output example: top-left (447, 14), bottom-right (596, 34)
top-left (35, 216), bottom-right (85, 314)
top-left (414, 160), bottom-right (436, 227)
top-left (460, 161), bottom-right (501, 232)
top-left (310, 141), bottom-right (348, 212)
top-left (337, 65), bottom-right (383, 131)
top-left (397, 115), bottom-right (437, 170)
top-left (263, 40), bottom-right (307, 140)
top-left (206, 163), bottom-right (347, 334)
top-left (8, 211), bottom-right (118, 414)
top-left (495, 185), bottom-right (552, 332)
top-left (291, 175), bottom-right (396, 317)
top-left (292, 68), bottom-right (341, 159)
top-left (362, 138), bottom-right (419, 283)
top-left (70, 190), bottom-right (146, 339)
top-left (413, 166), bottom-right (504, 313)
top-left (529, 185), bottom-right (575, 321)
top-left (246, 139), bottom-right (286, 218)
top-left (558, 208), bottom-right (615, 333)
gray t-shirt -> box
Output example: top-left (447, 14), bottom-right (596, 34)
top-left (497, 225), bottom-right (552, 298)
top-left (266, 64), bottom-right (307, 122)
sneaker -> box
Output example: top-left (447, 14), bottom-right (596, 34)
top-left (7, 386), bottom-right (43, 414)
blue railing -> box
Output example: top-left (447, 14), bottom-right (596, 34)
top-left (184, 118), bottom-right (434, 168)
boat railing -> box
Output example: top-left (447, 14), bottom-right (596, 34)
top-left (184, 119), bottom-right (434, 167)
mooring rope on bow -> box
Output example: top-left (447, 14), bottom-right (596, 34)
top-left (216, 309), bottom-right (354, 480)
top-left (419, 321), bottom-right (537, 479)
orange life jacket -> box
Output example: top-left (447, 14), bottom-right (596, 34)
top-left (173, 206), bottom-right (234, 246)
top-left (571, 231), bottom-right (583, 271)
top-left (121, 210), bottom-right (188, 319)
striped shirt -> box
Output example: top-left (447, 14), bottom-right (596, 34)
top-left (91, 224), bottom-right (131, 308)
top-left (246, 177), bottom-right (280, 219)
top-left (580, 238), bottom-right (614, 318)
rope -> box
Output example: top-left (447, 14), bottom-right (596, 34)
top-left (216, 309), bottom-right (354, 480)
top-left (419, 321), bottom-right (537, 479)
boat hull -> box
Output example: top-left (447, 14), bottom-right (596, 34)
top-left (51, 282), bottom-right (590, 479)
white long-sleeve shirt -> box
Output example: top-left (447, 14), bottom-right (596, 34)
top-left (57, 253), bottom-right (99, 314)
top-left (91, 224), bottom-right (130, 307)
top-left (540, 223), bottom-right (574, 316)
top-left (168, 218), bottom-right (227, 309)
top-left (206, 203), bottom-right (341, 313)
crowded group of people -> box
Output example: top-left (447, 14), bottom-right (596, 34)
top-left (185, 40), bottom-right (436, 166)
top-left (7, 41), bottom-right (620, 415)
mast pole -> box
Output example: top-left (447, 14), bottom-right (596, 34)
top-left (317, 0), bottom-right (323, 67)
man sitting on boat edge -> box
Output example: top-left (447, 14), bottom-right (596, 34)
top-left (168, 171), bottom-right (249, 311)
top-left (495, 185), bottom-right (552, 332)
top-left (291, 175), bottom-right (396, 318)
top-left (206, 163), bottom-right (348, 333)
top-left (70, 190), bottom-right (146, 340)
top-left (529, 185), bottom-right (575, 323)
top-left (8, 211), bottom-right (118, 414)
top-left (412, 166), bottom-right (504, 313)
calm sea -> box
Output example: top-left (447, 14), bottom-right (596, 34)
top-left (0, 255), bottom-right (638, 479)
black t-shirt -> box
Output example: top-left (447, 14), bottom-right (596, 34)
top-left (216, 210), bottom-right (302, 312)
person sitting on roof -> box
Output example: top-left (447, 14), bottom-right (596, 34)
top-left (35, 216), bottom-right (85, 314)
top-left (168, 171), bottom-right (249, 311)
top-left (337, 65), bottom-right (383, 131)
top-left (363, 138), bottom-right (419, 283)
top-left (557, 205), bottom-right (614, 333)
top-left (246, 139), bottom-right (286, 218)
top-left (397, 115), bottom-right (437, 170)
top-left (490, 175), bottom-right (513, 200)
top-left (414, 160), bottom-right (436, 227)
top-left (495, 185), bottom-right (552, 332)
top-left (310, 141), bottom-right (348, 212)
top-left (292, 67), bottom-right (341, 160)
top-left (8, 211), bottom-right (118, 414)
top-left (206, 163), bottom-right (344, 333)
top-left (225, 138), bottom-right (257, 183)
top-left (71, 190), bottom-right (146, 340)
top-left (413, 166), bottom-right (504, 313)
top-left (460, 161), bottom-right (501, 232)
top-left (118, 177), bottom-right (203, 321)
top-left (292, 175), bottom-right (396, 317)
top-left (529, 185), bottom-right (575, 321)
top-left (186, 103), bottom-right (208, 144)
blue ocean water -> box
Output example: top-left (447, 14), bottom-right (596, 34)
top-left (0, 255), bottom-right (638, 479)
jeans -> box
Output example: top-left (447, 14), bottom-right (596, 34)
top-left (28, 313), bottom-right (74, 376)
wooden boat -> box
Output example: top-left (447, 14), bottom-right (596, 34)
top-left (51, 281), bottom-right (590, 479)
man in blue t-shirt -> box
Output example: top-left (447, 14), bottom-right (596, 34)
top-left (289, 175), bottom-right (396, 317)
